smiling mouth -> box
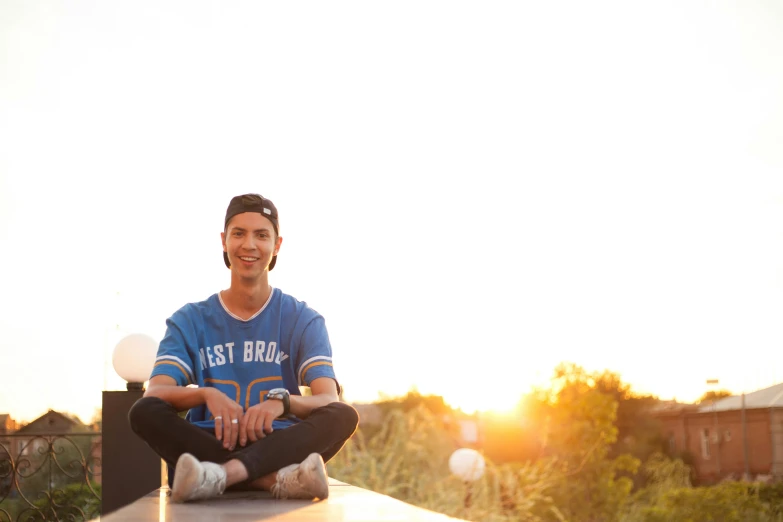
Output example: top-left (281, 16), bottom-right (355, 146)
top-left (239, 256), bottom-right (259, 262)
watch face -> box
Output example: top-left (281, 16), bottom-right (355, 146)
top-left (268, 388), bottom-right (288, 398)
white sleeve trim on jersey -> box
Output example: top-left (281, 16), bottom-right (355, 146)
top-left (155, 355), bottom-right (195, 383)
top-left (298, 355), bottom-right (333, 386)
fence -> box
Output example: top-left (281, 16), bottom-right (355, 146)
top-left (0, 432), bottom-right (101, 522)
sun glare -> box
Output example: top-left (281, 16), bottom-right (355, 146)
top-left (444, 390), bottom-right (522, 416)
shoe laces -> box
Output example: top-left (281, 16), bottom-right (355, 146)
top-left (272, 464), bottom-right (302, 498)
top-left (201, 463), bottom-right (227, 494)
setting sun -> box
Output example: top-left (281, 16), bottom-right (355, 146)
top-left (441, 388), bottom-right (524, 416)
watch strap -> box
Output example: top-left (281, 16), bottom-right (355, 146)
top-left (266, 388), bottom-right (290, 417)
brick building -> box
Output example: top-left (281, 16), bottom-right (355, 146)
top-left (0, 414), bottom-right (17, 435)
top-left (0, 414), bottom-right (17, 452)
top-left (654, 382), bottom-right (783, 483)
top-left (7, 410), bottom-right (89, 459)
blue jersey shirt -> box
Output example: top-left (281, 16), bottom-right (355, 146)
top-left (149, 288), bottom-right (338, 431)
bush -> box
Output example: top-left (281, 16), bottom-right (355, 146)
top-left (31, 482), bottom-right (101, 522)
top-left (328, 405), bottom-right (562, 522)
top-left (621, 455), bottom-right (783, 522)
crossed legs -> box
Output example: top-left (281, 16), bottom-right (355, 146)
top-left (128, 397), bottom-right (359, 499)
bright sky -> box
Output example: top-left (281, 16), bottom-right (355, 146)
top-left (1, 1), bottom-right (782, 424)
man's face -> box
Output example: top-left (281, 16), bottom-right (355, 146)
top-left (221, 212), bottom-right (281, 278)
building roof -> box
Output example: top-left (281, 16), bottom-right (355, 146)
top-left (16, 409), bottom-right (87, 433)
top-left (697, 382), bottom-right (783, 413)
top-left (648, 400), bottom-right (697, 414)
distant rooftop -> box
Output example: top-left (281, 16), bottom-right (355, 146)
top-left (697, 382), bottom-right (783, 413)
top-left (648, 400), bottom-right (698, 414)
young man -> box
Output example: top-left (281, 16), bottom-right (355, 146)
top-left (129, 193), bottom-right (359, 503)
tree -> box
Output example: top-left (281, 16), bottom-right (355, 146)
top-left (527, 363), bottom-right (640, 522)
top-left (14, 434), bottom-right (96, 508)
top-left (89, 408), bottom-right (102, 430)
top-left (697, 390), bottom-right (733, 404)
top-left (31, 482), bottom-right (101, 521)
top-left (375, 389), bottom-right (453, 417)
top-left (328, 403), bottom-right (563, 522)
top-left (0, 444), bottom-right (11, 499)
top-left (591, 370), bottom-right (668, 487)
top-left (621, 475), bottom-right (776, 522)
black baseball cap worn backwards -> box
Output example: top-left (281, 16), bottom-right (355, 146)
top-left (223, 193), bottom-right (280, 270)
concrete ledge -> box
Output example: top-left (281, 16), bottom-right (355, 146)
top-left (96, 479), bottom-right (468, 521)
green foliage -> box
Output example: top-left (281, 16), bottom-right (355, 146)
top-left (328, 406), bottom-right (456, 498)
top-left (529, 363), bottom-right (641, 522)
top-left (698, 390), bottom-right (734, 404)
top-left (1, 434), bottom-right (100, 522)
top-left (328, 405), bottom-right (563, 521)
top-left (14, 436), bottom-right (95, 502)
top-left (32, 482), bottom-right (101, 521)
top-left (759, 482), bottom-right (783, 510)
top-left (623, 481), bottom-right (779, 522)
top-left (375, 389), bottom-right (454, 417)
top-left (0, 445), bottom-right (11, 499)
top-left (621, 454), bottom-right (783, 522)
top-left (0, 498), bottom-right (26, 522)
top-left (573, 367), bottom-right (667, 475)
top-left (332, 367), bottom-right (783, 522)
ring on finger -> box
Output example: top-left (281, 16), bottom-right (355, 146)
top-left (214, 416), bottom-right (223, 421)
top-left (231, 419), bottom-right (239, 424)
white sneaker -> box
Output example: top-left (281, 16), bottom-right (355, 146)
top-left (171, 453), bottom-right (227, 503)
top-left (271, 453), bottom-right (329, 500)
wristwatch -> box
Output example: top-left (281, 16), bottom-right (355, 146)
top-left (266, 388), bottom-right (291, 418)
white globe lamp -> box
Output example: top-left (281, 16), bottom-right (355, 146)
top-left (112, 333), bottom-right (157, 390)
top-left (449, 448), bottom-right (485, 482)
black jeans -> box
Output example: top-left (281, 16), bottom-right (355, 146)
top-left (128, 397), bottom-right (359, 484)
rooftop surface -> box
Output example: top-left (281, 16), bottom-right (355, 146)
top-left (95, 480), bottom-right (468, 522)
top-left (698, 382), bottom-right (783, 413)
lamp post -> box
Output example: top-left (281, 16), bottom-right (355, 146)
top-left (706, 378), bottom-right (721, 479)
top-left (741, 390), bottom-right (749, 479)
top-left (102, 333), bottom-right (162, 515)
top-left (111, 333), bottom-right (158, 390)
top-left (449, 448), bottom-right (485, 512)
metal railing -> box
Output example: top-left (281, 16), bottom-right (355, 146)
top-left (0, 432), bottom-right (101, 522)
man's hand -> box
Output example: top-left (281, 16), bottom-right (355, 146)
top-left (238, 399), bottom-right (284, 447)
top-left (204, 388), bottom-right (245, 450)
